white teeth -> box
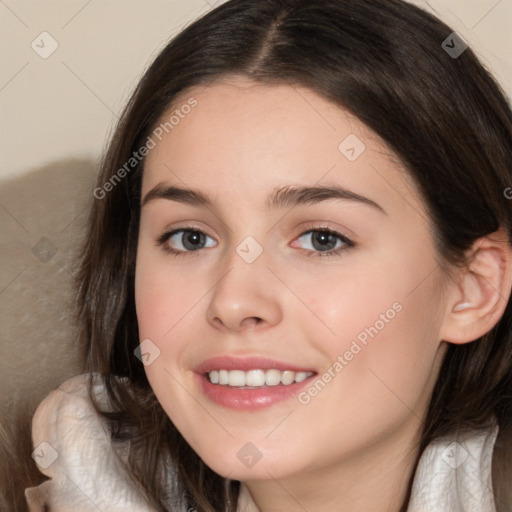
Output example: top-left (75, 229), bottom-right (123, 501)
top-left (209, 370), bottom-right (219, 384)
top-left (280, 370), bottom-right (295, 385)
top-left (207, 369), bottom-right (314, 387)
top-left (246, 369), bottom-right (266, 386)
top-left (295, 372), bottom-right (309, 383)
top-left (265, 369), bottom-right (281, 386)
top-left (229, 370), bottom-right (246, 386)
top-left (219, 370), bottom-right (229, 385)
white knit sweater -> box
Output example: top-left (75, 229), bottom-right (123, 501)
top-left (25, 374), bottom-right (499, 511)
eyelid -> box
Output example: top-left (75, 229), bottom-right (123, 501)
top-left (294, 222), bottom-right (355, 244)
top-left (157, 220), bottom-right (213, 237)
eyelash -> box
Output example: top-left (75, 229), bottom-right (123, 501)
top-left (156, 226), bottom-right (355, 258)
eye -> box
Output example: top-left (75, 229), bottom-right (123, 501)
top-left (158, 228), bottom-right (216, 254)
top-left (293, 228), bottom-right (354, 256)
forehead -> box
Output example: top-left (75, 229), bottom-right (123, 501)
top-left (141, 78), bottom-right (425, 219)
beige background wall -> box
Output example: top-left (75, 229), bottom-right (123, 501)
top-left (0, 0), bottom-right (511, 181)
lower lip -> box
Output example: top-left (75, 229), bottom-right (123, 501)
top-left (197, 374), bottom-right (315, 410)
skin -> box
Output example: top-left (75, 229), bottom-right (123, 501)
top-left (134, 77), bottom-right (511, 511)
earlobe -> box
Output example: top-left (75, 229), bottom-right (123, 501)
top-left (441, 230), bottom-right (512, 345)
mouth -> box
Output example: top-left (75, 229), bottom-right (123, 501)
top-left (195, 357), bottom-right (317, 410)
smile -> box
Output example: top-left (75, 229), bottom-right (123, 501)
top-left (194, 357), bottom-right (317, 410)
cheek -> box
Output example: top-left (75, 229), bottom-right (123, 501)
top-left (134, 246), bottom-right (205, 361)
top-left (134, 249), bottom-right (208, 433)
top-left (290, 251), bottom-right (444, 408)
top-left (136, 236), bottom-right (192, 326)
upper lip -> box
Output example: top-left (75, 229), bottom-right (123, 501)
top-left (194, 356), bottom-right (316, 374)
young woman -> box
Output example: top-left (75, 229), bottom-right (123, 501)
top-left (25, 0), bottom-right (512, 510)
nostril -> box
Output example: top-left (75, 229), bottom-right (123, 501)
top-left (240, 317), bottom-right (263, 330)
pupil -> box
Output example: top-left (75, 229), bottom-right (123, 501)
top-left (312, 231), bottom-right (336, 251)
top-left (183, 231), bottom-right (204, 250)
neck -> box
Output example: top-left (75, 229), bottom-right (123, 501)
top-left (237, 416), bottom-right (422, 512)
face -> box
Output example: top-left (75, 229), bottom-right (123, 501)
top-left (135, 78), bottom-right (449, 482)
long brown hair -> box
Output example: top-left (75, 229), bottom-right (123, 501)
top-left (77, 0), bottom-right (512, 510)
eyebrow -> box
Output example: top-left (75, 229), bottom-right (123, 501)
top-left (141, 182), bottom-right (386, 214)
top-left (268, 184), bottom-right (385, 213)
top-left (141, 182), bottom-right (212, 208)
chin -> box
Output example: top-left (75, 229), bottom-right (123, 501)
top-left (193, 440), bottom-right (301, 482)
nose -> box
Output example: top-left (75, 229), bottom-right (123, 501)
top-left (206, 257), bottom-right (283, 334)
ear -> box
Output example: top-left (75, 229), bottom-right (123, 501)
top-left (440, 229), bottom-right (512, 344)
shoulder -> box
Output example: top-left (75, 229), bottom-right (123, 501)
top-left (25, 373), bottom-right (159, 511)
top-left (407, 423), bottom-right (499, 512)
top-left (30, 373), bottom-right (108, 452)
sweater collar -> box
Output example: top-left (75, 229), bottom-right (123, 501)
top-left (407, 422), bottom-right (498, 512)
